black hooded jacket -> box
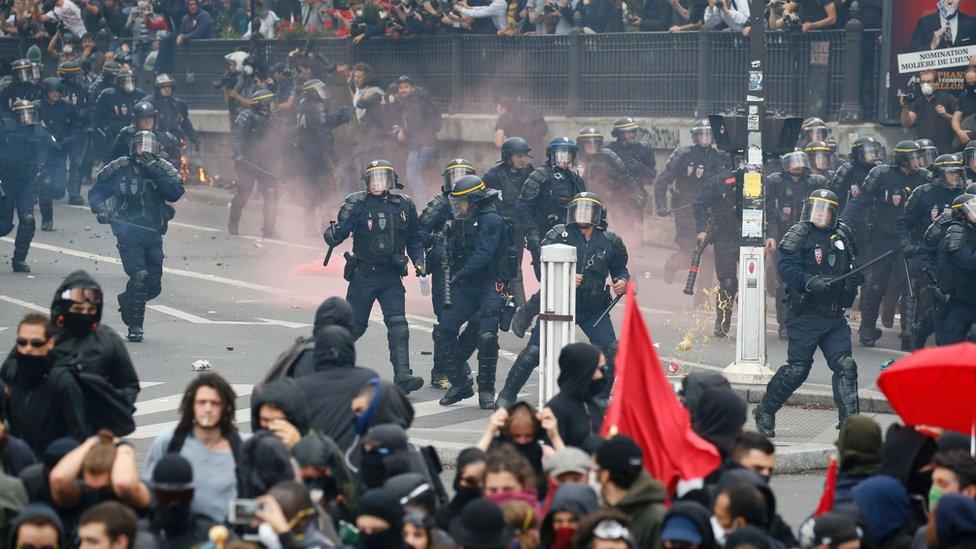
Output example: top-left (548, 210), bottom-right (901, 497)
top-left (692, 387), bottom-right (747, 459)
top-left (716, 468), bottom-right (799, 549)
top-left (7, 503), bottom-right (65, 548)
top-left (664, 501), bottom-right (717, 549)
top-left (546, 342), bottom-right (603, 448)
top-left (301, 326), bottom-right (378, 450)
top-left (250, 377), bottom-right (311, 435)
top-left (268, 297), bottom-right (356, 380)
top-left (48, 271), bottom-right (140, 404)
top-left (3, 351), bottom-right (88, 452)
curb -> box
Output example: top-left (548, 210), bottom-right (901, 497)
top-left (730, 385), bottom-right (893, 415)
top-left (775, 445), bottom-right (834, 474)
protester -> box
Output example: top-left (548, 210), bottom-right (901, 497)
top-left (482, 444), bottom-right (540, 503)
top-left (811, 513), bottom-right (863, 549)
top-left (8, 504), bottom-right (66, 549)
top-left (730, 432), bottom-right (776, 482)
top-left (835, 415), bottom-right (883, 505)
top-left (348, 378), bottom-right (416, 470)
top-left (356, 487), bottom-right (407, 548)
top-left (572, 509), bottom-right (636, 548)
top-left (712, 483), bottom-right (770, 546)
top-left (662, 501), bottom-right (716, 549)
top-left (254, 480), bottom-right (339, 548)
top-left (138, 453), bottom-right (215, 546)
top-left (546, 342), bottom-right (605, 448)
top-left (19, 438), bottom-right (76, 506)
top-left (435, 447), bottom-right (486, 531)
top-left (478, 402), bottom-right (564, 494)
top-left (78, 501), bottom-right (139, 549)
top-left (542, 447), bottom-right (592, 500)
top-left (49, 430), bottom-right (150, 514)
top-left (877, 424), bottom-right (938, 525)
top-left (934, 494), bottom-right (976, 549)
top-left (691, 386), bottom-right (748, 459)
top-left (851, 475), bottom-right (913, 549)
top-left (593, 435), bottom-right (667, 549)
top-left (292, 433), bottom-right (355, 529)
top-left (250, 378), bottom-right (311, 450)
top-left (238, 430), bottom-right (297, 498)
top-left (450, 498), bottom-right (512, 549)
top-left (539, 483), bottom-right (599, 549)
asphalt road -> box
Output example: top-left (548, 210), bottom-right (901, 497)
top-left (0, 186), bottom-right (909, 466)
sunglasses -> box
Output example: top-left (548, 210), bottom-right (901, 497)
top-left (16, 337), bottom-right (49, 348)
top-left (59, 286), bottom-right (103, 305)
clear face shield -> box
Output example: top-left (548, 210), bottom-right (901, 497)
top-left (448, 196), bottom-right (472, 219)
top-left (802, 198), bottom-right (838, 229)
top-left (694, 126), bottom-right (713, 147)
top-left (13, 66), bottom-right (30, 83)
top-left (781, 152), bottom-right (811, 175)
top-left (119, 75), bottom-right (135, 93)
top-left (921, 147), bottom-right (939, 167)
top-left (567, 198), bottom-right (602, 227)
top-left (964, 199), bottom-right (976, 225)
top-left (942, 166), bottom-right (966, 189)
top-left (14, 106), bottom-right (37, 125)
top-left (618, 129), bottom-right (637, 144)
top-left (810, 151), bottom-right (831, 171)
top-left (578, 136), bottom-right (602, 155)
top-left (365, 168), bottom-right (394, 194)
top-left (903, 150), bottom-right (923, 172)
top-left (445, 166), bottom-right (473, 186)
top-left (804, 126), bottom-right (828, 143)
top-left (29, 65), bottom-right (41, 84)
top-left (858, 141), bottom-right (881, 165)
top-left (130, 132), bottom-right (159, 156)
top-left (966, 149), bottom-right (976, 172)
top-left (551, 148), bottom-right (575, 169)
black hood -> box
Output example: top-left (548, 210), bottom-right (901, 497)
top-left (692, 387), bottom-right (747, 458)
top-left (239, 430), bottom-right (295, 498)
top-left (250, 377), bottom-right (311, 435)
top-left (717, 468), bottom-right (778, 521)
top-left (8, 504), bottom-right (65, 548)
top-left (557, 342), bottom-right (602, 400)
top-left (664, 501), bottom-right (717, 549)
top-left (367, 380), bottom-right (414, 431)
top-left (51, 270), bottom-right (103, 323)
top-left (313, 297), bottom-right (354, 334)
top-left (312, 325), bottom-right (357, 371)
top-left (877, 423), bottom-right (937, 497)
top-left (681, 371), bottom-right (731, 413)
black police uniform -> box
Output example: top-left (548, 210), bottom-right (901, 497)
top-left (111, 124), bottom-right (181, 162)
top-left (37, 87), bottom-right (83, 229)
top-left (93, 85), bottom-right (146, 163)
top-left (0, 115), bottom-right (56, 272)
top-left (229, 106), bottom-right (279, 237)
top-left (483, 160), bottom-right (534, 305)
top-left (88, 151), bottom-right (185, 341)
top-left (766, 171), bottom-right (830, 333)
top-left (840, 164), bottom-right (930, 346)
top-left (516, 164), bottom-right (586, 278)
top-left (829, 158), bottom-right (879, 238)
top-left (433, 193), bottom-right (509, 407)
top-left (0, 82), bottom-right (38, 114)
top-left (655, 144), bottom-right (731, 282)
top-left (934, 219), bottom-right (976, 345)
top-left (148, 92), bottom-right (198, 147)
top-left (896, 179), bottom-right (964, 349)
top-left (58, 71), bottom-right (91, 202)
top-left (755, 218), bottom-right (862, 435)
top-left (293, 96), bottom-right (352, 225)
top-left (606, 138), bottom-right (657, 187)
top-left (497, 221), bottom-right (629, 409)
top-left (325, 190), bottom-right (425, 391)
top-left (578, 148), bottom-right (645, 236)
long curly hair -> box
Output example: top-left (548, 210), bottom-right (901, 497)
top-left (176, 372), bottom-right (238, 434)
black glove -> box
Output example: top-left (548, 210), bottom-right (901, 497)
top-left (847, 271), bottom-right (865, 287)
top-left (901, 242), bottom-right (918, 258)
top-left (805, 275), bottom-right (830, 294)
top-left (95, 207), bottom-right (110, 224)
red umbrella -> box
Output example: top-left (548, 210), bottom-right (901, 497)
top-left (877, 342), bottom-right (976, 439)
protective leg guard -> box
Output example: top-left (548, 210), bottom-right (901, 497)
top-left (833, 355), bottom-right (860, 427)
top-left (386, 315), bottom-right (422, 393)
top-left (476, 330), bottom-right (500, 408)
top-left (755, 361), bottom-right (813, 437)
top-left (495, 344), bottom-right (539, 409)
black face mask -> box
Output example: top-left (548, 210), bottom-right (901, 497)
top-left (15, 352), bottom-right (52, 388)
top-left (62, 311), bottom-right (96, 336)
top-left (359, 528), bottom-right (403, 549)
top-left (909, 470), bottom-right (933, 498)
top-left (361, 450), bottom-right (387, 488)
top-left (451, 486), bottom-right (482, 506)
top-left (155, 501), bottom-right (191, 533)
top-left (588, 377), bottom-right (609, 398)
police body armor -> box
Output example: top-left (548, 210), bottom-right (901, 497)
top-left (697, 171), bottom-right (744, 242)
top-left (661, 146), bottom-right (731, 208)
top-left (62, 81), bottom-right (90, 123)
top-left (525, 166), bottom-right (586, 234)
top-left (902, 184), bottom-right (961, 244)
top-left (340, 191), bottom-right (414, 272)
top-left (860, 165), bottom-right (929, 238)
top-left (97, 88), bottom-right (144, 139)
top-left (577, 149), bottom-right (633, 203)
top-left (98, 157), bottom-right (181, 234)
top-left (938, 222), bottom-right (976, 304)
top-left (544, 223), bottom-right (626, 312)
top-left (418, 193), bottom-right (451, 263)
top-left (152, 95), bottom-right (189, 140)
top-left (767, 173), bottom-right (829, 237)
top-left (781, 221), bottom-right (857, 316)
top-left (0, 119), bottom-right (52, 183)
top-left (484, 164), bottom-right (533, 220)
top-left (233, 108), bottom-right (276, 161)
top-left (831, 161), bottom-right (877, 211)
top-left (0, 82), bottom-right (38, 113)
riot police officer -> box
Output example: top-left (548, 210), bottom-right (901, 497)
top-left (484, 137), bottom-right (535, 307)
top-left (607, 116), bottom-right (657, 187)
top-left (798, 117), bottom-right (830, 147)
top-left (147, 74), bottom-right (199, 151)
top-left (654, 119), bottom-right (731, 284)
top-left (840, 140), bottom-right (931, 348)
top-left (418, 158), bottom-right (479, 388)
top-left (89, 131), bottom-right (185, 342)
top-left (964, 143), bottom-right (976, 185)
top-left (88, 60), bottom-right (121, 100)
top-left (324, 160), bottom-right (425, 394)
top-left (916, 138), bottom-right (938, 169)
top-left (435, 175), bottom-right (512, 409)
top-left (110, 101), bottom-right (181, 161)
top-left (897, 153), bottom-right (968, 349)
top-left (576, 128), bottom-right (644, 247)
top-left (293, 78), bottom-right (353, 235)
top-left (754, 189), bottom-right (863, 437)
top-left (0, 100), bottom-right (56, 273)
top-left (94, 69), bottom-right (145, 163)
top-left (229, 89), bottom-right (280, 238)
top-left (496, 192), bottom-right (629, 410)
top-left (0, 59), bottom-right (39, 113)
top-left (934, 196), bottom-right (976, 345)
top-left (766, 151), bottom-right (830, 339)
top-left (37, 76), bottom-right (82, 231)
top-left (58, 60), bottom-right (91, 205)
top-left (830, 136), bottom-right (882, 215)
top-left (516, 137), bottom-right (587, 279)
top-left (804, 141), bottom-right (835, 180)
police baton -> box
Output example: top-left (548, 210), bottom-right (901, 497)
top-left (683, 236), bottom-right (710, 296)
top-left (902, 255), bottom-right (915, 301)
top-left (238, 158), bottom-right (280, 180)
top-left (323, 220), bottom-right (337, 267)
top-left (591, 280), bottom-right (629, 328)
top-left (824, 249), bottom-right (895, 286)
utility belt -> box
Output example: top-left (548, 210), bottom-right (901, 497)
top-left (578, 284), bottom-right (612, 313)
top-left (343, 252), bottom-right (408, 281)
top-left (786, 291), bottom-right (846, 317)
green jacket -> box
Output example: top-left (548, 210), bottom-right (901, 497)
top-left (611, 471), bottom-right (667, 549)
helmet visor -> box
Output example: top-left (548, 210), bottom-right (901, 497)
top-left (902, 151), bottom-right (923, 171)
top-left (445, 166), bottom-right (473, 186)
top-left (858, 141), bottom-right (881, 164)
top-left (119, 76), bottom-right (135, 92)
top-left (921, 147), bottom-right (938, 167)
top-left (966, 149), bottom-right (976, 171)
top-left (13, 67), bottom-right (29, 82)
top-left (578, 136), bottom-right (601, 154)
top-left (315, 86), bottom-right (328, 100)
top-left (964, 199), bottom-right (976, 224)
top-left (811, 152), bottom-right (831, 171)
top-left (568, 198), bottom-right (602, 226)
top-left (942, 166), bottom-right (966, 189)
top-left (552, 149), bottom-right (574, 168)
top-left (448, 195), bottom-right (471, 219)
top-left (365, 168), bottom-right (393, 193)
top-left (781, 151), bottom-right (811, 173)
top-left (804, 126), bottom-right (828, 142)
top-left (694, 126), bottom-right (713, 147)
top-left (59, 286), bottom-right (103, 305)
top-left (29, 65), bottom-right (41, 84)
top-left (802, 197), bottom-right (838, 229)
top-left (131, 132), bottom-right (159, 155)
top-left (14, 107), bottom-right (37, 125)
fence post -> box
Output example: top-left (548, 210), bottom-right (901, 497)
top-left (695, 27), bottom-right (712, 117)
top-left (450, 34), bottom-right (463, 113)
top-left (567, 34), bottom-right (582, 117)
top-left (839, 1), bottom-right (864, 123)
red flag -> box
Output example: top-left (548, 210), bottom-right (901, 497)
top-left (601, 284), bottom-right (720, 489)
top-left (814, 455), bottom-right (838, 516)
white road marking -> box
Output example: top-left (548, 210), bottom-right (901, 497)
top-left (135, 383), bottom-right (252, 417)
top-left (131, 407), bottom-right (251, 439)
top-left (0, 294), bottom-right (49, 313)
top-left (0, 327), bottom-right (7, 333)
top-left (148, 305), bottom-right (310, 329)
top-left (140, 381), bottom-right (165, 388)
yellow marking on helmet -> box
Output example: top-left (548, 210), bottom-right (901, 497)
top-left (894, 147), bottom-right (918, 153)
top-left (365, 165), bottom-right (393, 173)
top-left (59, 66), bottom-right (81, 73)
top-left (451, 182), bottom-right (487, 196)
top-left (447, 162), bottom-right (474, 171)
top-left (252, 91), bottom-right (274, 102)
top-left (613, 121), bottom-right (638, 129)
top-left (578, 131), bottom-right (602, 138)
top-left (571, 196), bottom-right (603, 206)
top-left (301, 80), bottom-right (324, 92)
top-left (809, 196), bottom-right (839, 206)
top-left (805, 145), bottom-right (831, 153)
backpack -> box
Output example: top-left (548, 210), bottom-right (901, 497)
top-left (50, 364), bottom-right (136, 437)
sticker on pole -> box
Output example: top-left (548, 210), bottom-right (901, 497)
top-left (742, 209), bottom-right (764, 238)
top-left (743, 171), bottom-right (762, 198)
top-left (748, 71), bottom-right (763, 91)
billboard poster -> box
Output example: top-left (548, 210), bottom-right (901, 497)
top-left (882, 0), bottom-right (976, 121)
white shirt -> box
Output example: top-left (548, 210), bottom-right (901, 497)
top-left (460, 0), bottom-right (508, 31)
top-left (46, 0), bottom-right (87, 38)
top-left (703, 0), bottom-right (750, 32)
top-left (243, 11), bottom-right (280, 39)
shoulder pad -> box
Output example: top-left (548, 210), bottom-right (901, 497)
top-left (808, 173), bottom-right (829, 187)
top-left (338, 192), bottom-right (366, 223)
top-left (344, 191), bottom-right (367, 205)
top-left (862, 164), bottom-right (890, 195)
top-left (779, 222), bottom-right (811, 252)
top-left (945, 223), bottom-right (966, 252)
top-left (96, 156), bottom-right (131, 181)
top-left (924, 214), bottom-right (951, 246)
top-left (234, 109), bottom-right (255, 127)
top-left (834, 163), bottom-right (851, 179)
top-left (664, 147), bottom-right (690, 171)
top-left (919, 167), bottom-right (934, 181)
top-left (521, 169), bottom-right (546, 199)
top-left (96, 88), bottom-right (115, 102)
top-left (398, 193), bottom-right (416, 209)
top-left (604, 228), bottom-right (625, 248)
top-left (600, 148), bottom-right (627, 171)
top-left (155, 156), bottom-right (181, 181)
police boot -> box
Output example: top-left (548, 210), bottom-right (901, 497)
top-left (228, 199), bottom-right (244, 235)
top-left (11, 259), bottom-right (30, 273)
top-left (753, 405), bottom-right (777, 438)
top-left (512, 292), bottom-right (540, 338)
top-left (388, 317), bottom-right (423, 394)
top-left (755, 361), bottom-right (812, 437)
top-left (429, 329), bottom-right (450, 389)
top-left (476, 330), bottom-right (500, 410)
top-left (858, 325), bottom-right (883, 347)
top-left (41, 220), bottom-right (53, 231)
top-left (495, 344), bottom-right (539, 409)
top-left (125, 272), bottom-right (149, 342)
top-left (117, 293), bottom-right (134, 327)
top-left (68, 194), bottom-right (85, 206)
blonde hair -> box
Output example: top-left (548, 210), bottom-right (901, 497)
top-left (500, 500), bottom-right (540, 549)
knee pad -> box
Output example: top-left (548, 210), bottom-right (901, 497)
top-left (780, 361), bottom-right (813, 383)
top-left (385, 314), bottom-right (408, 335)
top-left (132, 269), bottom-right (150, 289)
top-left (477, 331), bottom-right (499, 352)
top-left (432, 323), bottom-right (454, 343)
top-left (146, 277), bottom-right (162, 300)
top-left (836, 355), bottom-right (858, 380)
top-left (20, 213), bottom-right (35, 230)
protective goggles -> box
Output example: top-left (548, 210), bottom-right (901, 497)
top-left (60, 286), bottom-right (103, 304)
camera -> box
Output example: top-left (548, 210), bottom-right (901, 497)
top-left (782, 14), bottom-right (802, 32)
top-left (212, 70), bottom-right (238, 90)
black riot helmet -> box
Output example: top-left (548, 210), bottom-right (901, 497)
top-left (300, 78), bottom-right (329, 101)
top-left (567, 192), bottom-right (605, 228)
top-left (41, 77), bottom-right (62, 98)
top-left (546, 137), bottom-right (578, 169)
top-left (692, 118), bottom-right (713, 147)
top-left (915, 138), bottom-right (938, 168)
top-left (441, 158), bottom-right (476, 194)
top-left (250, 88), bottom-right (275, 113)
top-left (933, 154), bottom-right (966, 189)
top-left (500, 136), bottom-right (532, 163)
top-left (154, 73), bottom-right (176, 91)
top-left (449, 174), bottom-right (491, 219)
top-left (58, 60), bottom-right (82, 83)
top-left (801, 188), bottom-right (840, 229)
top-left (11, 58), bottom-right (31, 84)
top-left (850, 136), bottom-right (882, 166)
top-left (101, 60), bottom-right (122, 84)
top-left (781, 150), bottom-right (811, 175)
top-left (11, 99), bottom-right (37, 126)
top-left (362, 159), bottom-right (397, 194)
top-left (576, 128), bottom-right (604, 155)
top-left (115, 68), bottom-right (136, 93)
top-left (961, 196), bottom-right (976, 226)
top-left (801, 117), bottom-right (829, 144)
top-left (611, 116), bottom-right (640, 142)
top-left (965, 142), bottom-right (976, 172)
top-left (951, 193), bottom-right (976, 221)
top-left (804, 141), bottom-right (832, 172)
top-left (893, 140), bottom-right (924, 171)
top-left (130, 130), bottom-right (160, 156)
top-left (133, 101), bottom-right (157, 130)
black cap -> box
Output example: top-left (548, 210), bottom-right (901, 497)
top-left (450, 498), bottom-right (513, 548)
top-left (43, 437), bottom-right (79, 470)
top-left (596, 435), bottom-right (644, 482)
top-left (357, 488), bottom-right (404, 529)
top-left (292, 433), bottom-right (342, 469)
top-left (813, 513), bottom-right (861, 547)
top-left (395, 75), bottom-right (413, 85)
top-left (152, 453), bottom-right (194, 491)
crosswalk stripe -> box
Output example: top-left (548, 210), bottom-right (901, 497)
top-left (131, 408), bottom-right (252, 440)
top-left (135, 384), bottom-right (253, 417)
